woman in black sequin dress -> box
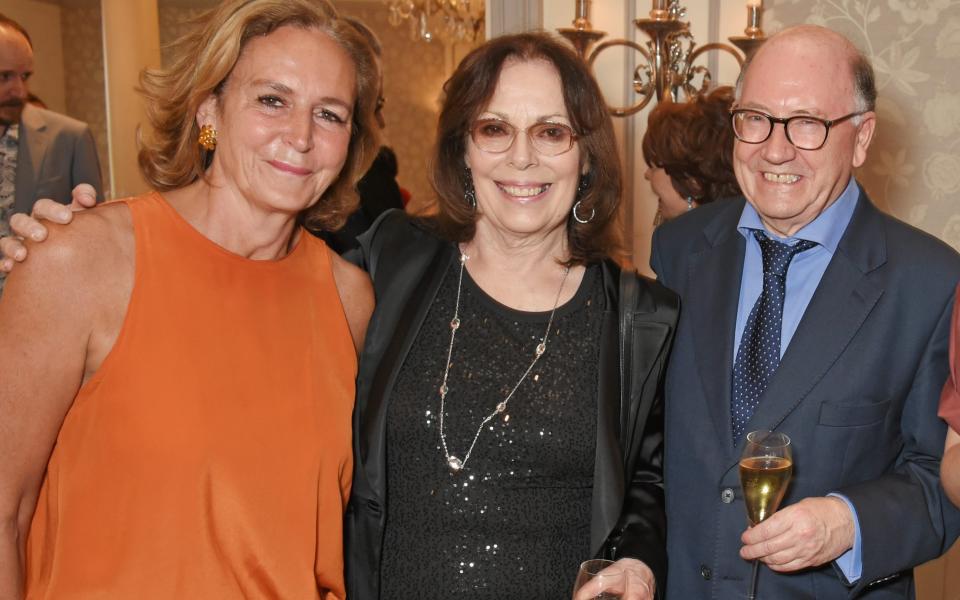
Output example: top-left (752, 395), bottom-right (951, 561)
top-left (345, 33), bottom-right (678, 600)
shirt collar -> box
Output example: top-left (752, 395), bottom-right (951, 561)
top-left (737, 176), bottom-right (859, 253)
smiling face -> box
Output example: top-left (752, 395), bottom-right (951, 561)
top-left (464, 58), bottom-right (585, 245)
top-left (733, 28), bottom-right (876, 237)
top-left (197, 25), bottom-right (355, 216)
top-left (0, 26), bottom-right (33, 126)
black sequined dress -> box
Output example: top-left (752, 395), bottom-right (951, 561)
top-left (380, 259), bottom-right (603, 599)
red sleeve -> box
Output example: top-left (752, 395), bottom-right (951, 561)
top-left (939, 284), bottom-right (960, 432)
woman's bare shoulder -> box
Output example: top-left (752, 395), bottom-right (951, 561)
top-left (25, 201), bottom-right (133, 272)
top-left (329, 250), bottom-right (374, 353)
top-left (8, 201), bottom-right (135, 314)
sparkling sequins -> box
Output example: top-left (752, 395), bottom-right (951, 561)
top-left (380, 260), bottom-right (604, 598)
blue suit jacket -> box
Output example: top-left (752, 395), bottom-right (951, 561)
top-left (651, 190), bottom-right (960, 599)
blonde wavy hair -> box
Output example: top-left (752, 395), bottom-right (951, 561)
top-left (137, 0), bottom-right (381, 231)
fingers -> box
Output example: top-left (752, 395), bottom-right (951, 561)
top-left (575, 564), bottom-right (627, 600)
top-left (71, 183), bottom-right (99, 209)
top-left (739, 497), bottom-right (854, 572)
top-left (29, 199), bottom-right (74, 227)
top-left (615, 558), bottom-right (656, 600)
top-left (0, 234), bottom-right (27, 268)
top-left (741, 509), bottom-right (791, 546)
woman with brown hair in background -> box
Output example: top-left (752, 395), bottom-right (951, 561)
top-left (642, 86), bottom-right (741, 225)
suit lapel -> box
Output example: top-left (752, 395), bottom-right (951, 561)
top-left (14, 105), bottom-right (50, 213)
top-left (688, 201), bottom-right (746, 455)
top-left (740, 191), bottom-right (886, 450)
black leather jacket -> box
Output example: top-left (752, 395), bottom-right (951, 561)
top-left (344, 211), bottom-right (678, 599)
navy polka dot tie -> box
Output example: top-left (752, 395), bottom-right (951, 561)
top-left (731, 231), bottom-right (816, 443)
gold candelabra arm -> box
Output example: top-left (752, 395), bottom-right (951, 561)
top-left (556, 27), bottom-right (608, 59)
top-left (585, 38), bottom-right (654, 116)
top-left (558, 0), bottom-right (766, 117)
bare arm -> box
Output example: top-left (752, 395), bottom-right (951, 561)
top-left (943, 427), bottom-right (960, 508)
top-left (330, 251), bottom-right (374, 354)
top-left (0, 207), bottom-right (131, 596)
top-left (0, 184), bottom-right (98, 272)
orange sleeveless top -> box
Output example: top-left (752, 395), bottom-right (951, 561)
top-left (25, 192), bottom-right (356, 599)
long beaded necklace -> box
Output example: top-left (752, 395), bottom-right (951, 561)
top-left (437, 250), bottom-right (571, 472)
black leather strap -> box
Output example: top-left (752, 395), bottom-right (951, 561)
top-left (618, 268), bottom-right (639, 449)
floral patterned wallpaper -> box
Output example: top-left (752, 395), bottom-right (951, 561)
top-left (766, 0), bottom-right (960, 252)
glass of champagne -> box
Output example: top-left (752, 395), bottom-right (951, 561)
top-left (739, 430), bottom-right (793, 600)
top-left (571, 559), bottom-right (624, 599)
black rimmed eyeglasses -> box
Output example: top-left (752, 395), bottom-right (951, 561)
top-left (730, 108), bottom-right (866, 151)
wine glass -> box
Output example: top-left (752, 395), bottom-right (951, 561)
top-left (739, 430), bottom-right (793, 600)
top-left (571, 559), bottom-right (625, 600)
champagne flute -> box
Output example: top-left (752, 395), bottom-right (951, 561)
top-left (739, 430), bottom-right (793, 600)
top-left (571, 559), bottom-right (625, 600)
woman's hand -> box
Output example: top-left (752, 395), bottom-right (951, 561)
top-left (0, 183), bottom-right (98, 272)
top-left (573, 558), bottom-right (656, 600)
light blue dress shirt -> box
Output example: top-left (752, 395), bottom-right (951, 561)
top-left (733, 176), bottom-right (863, 582)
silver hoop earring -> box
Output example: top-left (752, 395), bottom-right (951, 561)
top-left (572, 201), bottom-right (595, 224)
top-left (686, 196), bottom-right (695, 211)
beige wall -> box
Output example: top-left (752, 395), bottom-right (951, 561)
top-left (101, 0), bottom-right (160, 198)
top-left (60, 3), bottom-right (109, 195)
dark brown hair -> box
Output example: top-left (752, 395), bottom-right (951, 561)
top-left (642, 86), bottom-right (741, 202)
top-left (137, 0), bottom-right (380, 232)
top-left (431, 31), bottom-right (623, 266)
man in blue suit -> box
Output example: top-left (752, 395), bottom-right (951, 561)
top-left (652, 25), bottom-right (960, 598)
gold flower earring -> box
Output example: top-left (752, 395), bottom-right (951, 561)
top-left (198, 124), bottom-right (217, 151)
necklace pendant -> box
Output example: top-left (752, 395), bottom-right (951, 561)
top-left (535, 342), bottom-right (546, 356)
top-left (440, 383), bottom-right (449, 398)
top-left (447, 456), bottom-right (464, 471)
top-left (495, 401), bottom-right (506, 413)
top-left (450, 317), bottom-right (460, 330)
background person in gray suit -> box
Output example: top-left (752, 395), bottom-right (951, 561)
top-left (0, 13), bottom-right (101, 294)
top-left (652, 25), bottom-right (960, 598)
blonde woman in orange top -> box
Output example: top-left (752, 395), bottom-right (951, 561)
top-left (0, 1), bottom-right (377, 598)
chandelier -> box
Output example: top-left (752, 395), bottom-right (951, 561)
top-left (384, 0), bottom-right (484, 44)
top-left (558, 0), bottom-right (766, 116)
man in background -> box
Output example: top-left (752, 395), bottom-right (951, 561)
top-left (0, 13), bottom-right (101, 294)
